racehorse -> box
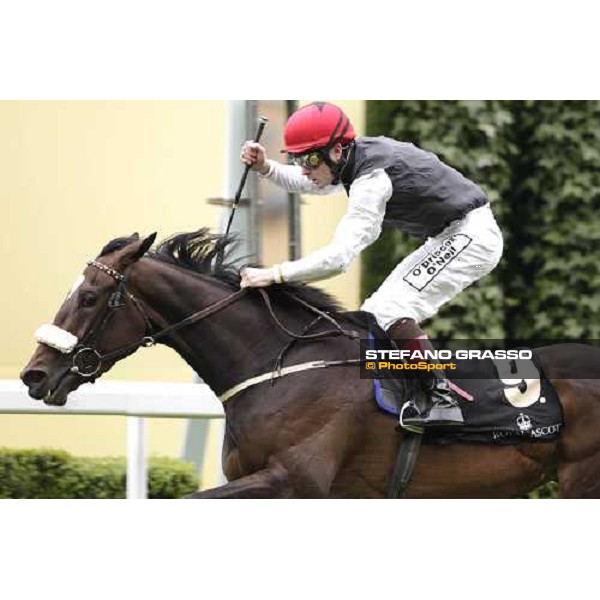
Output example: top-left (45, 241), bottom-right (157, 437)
top-left (20, 229), bottom-right (600, 498)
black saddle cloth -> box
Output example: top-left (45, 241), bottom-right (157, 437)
top-left (426, 353), bottom-right (563, 445)
top-left (342, 311), bottom-right (564, 446)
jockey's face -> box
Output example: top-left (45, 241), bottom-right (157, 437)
top-left (301, 143), bottom-right (343, 188)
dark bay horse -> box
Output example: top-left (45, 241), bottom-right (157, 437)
top-left (20, 230), bottom-right (600, 498)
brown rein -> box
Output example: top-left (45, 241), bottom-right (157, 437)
top-left (258, 288), bottom-right (360, 341)
top-left (90, 264), bottom-right (360, 370)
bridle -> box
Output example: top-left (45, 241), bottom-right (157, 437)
top-left (65, 259), bottom-right (248, 378)
top-left (44, 258), bottom-right (360, 380)
top-left (67, 259), bottom-right (157, 378)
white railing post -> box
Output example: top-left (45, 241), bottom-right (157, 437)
top-left (126, 416), bottom-right (147, 499)
top-left (211, 419), bottom-right (228, 487)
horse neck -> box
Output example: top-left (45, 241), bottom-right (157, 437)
top-left (129, 258), bottom-right (290, 393)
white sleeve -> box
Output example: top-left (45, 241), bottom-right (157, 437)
top-left (279, 169), bottom-right (393, 283)
top-left (260, 160), bottom-right (342, 195)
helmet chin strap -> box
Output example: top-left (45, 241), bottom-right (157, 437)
top-left (323, 141), bottom-right (354, 185)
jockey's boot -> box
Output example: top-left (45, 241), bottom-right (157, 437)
top-left (387, 318), bottom-right (464, 430)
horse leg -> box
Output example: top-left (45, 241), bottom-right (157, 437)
top-left (186, 460), bottom-right (295, 498)
top-left (533, 347), bottom-right (600, 498)
top-left (190, 404), bottom-right (363, 498)
top-left (554, 379), bottom-right (600, 498)
top-left (558, 452), bottom-right (600, 498)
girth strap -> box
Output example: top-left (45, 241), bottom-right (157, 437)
top-left (218, 358), bottom-right (361, 403)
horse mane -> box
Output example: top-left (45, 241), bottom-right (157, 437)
top-left (99, 229), bottom-right (345, 314)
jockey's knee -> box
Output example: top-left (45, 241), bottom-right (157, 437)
top-left (361, 295), bottom-right (425, 332)
top-left (387, 317), bottom-right (423, 338)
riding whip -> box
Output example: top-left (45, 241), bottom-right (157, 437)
top-left (216, 115), bottom-right (269, 270)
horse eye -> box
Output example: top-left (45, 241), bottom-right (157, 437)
top-left (81, 293), bottom-right (97, 308)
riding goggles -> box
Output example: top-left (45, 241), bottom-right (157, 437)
top-left (289, 150), bottom-right (327, 170)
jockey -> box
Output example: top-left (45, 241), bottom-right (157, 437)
top-left (239, 101), bottom-right (504, 429)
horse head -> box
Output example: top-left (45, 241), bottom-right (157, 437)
top-left (21, 227), bottom-right (348, 408)
top-left (20, 232), bottom-right (157, 405)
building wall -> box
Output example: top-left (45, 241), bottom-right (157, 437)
top-left (0, 100), bottom-right (365, 465)
top-left (0, 101), bottom-right (225, 457)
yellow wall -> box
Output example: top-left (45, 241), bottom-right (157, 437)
top-left (0, 100), bottom-right (365, 463)
top-left (0, 101), bottom-right (225, 456)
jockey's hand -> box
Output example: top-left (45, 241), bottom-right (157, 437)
top-left (240, 142), bottom-right (270, 174)
top-left (240, 267), bottom-right (277, 288)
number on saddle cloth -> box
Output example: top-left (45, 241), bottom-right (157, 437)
top-left (492, 358), bottom-right (543, 407)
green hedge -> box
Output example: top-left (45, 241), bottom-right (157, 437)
top-left (506, 101), bottom-right (600, 339)
top-left (363, 100), bottom-right (600, 341)
top-left (526, 481), bottom-right (558, 499)
top-left (0, 448), bottom-right (199, 499)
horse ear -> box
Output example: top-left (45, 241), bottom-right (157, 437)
top-left (134, 232), bottom-right (157, 260)
top-left (131, 232), bottom-right (140, 240)
top-left (121, 232), bottom-right (157, 267)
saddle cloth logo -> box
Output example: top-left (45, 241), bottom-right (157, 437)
top-left (403, 234), bottom-right (472, 291)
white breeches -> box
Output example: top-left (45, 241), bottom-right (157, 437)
top-left (361, 204), bottom-right (504, 330)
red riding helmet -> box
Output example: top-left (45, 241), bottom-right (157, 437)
top-left (283, 102), bottom-right (357, 154)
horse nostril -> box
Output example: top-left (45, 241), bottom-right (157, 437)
top-left (21, 369), bottom-right (48, 387)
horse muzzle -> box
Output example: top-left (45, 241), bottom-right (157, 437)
top-left (21, 349), bottom-right (83, 406)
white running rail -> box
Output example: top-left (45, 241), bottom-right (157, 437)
top-left (0, 379), bottom-right (225, 499)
